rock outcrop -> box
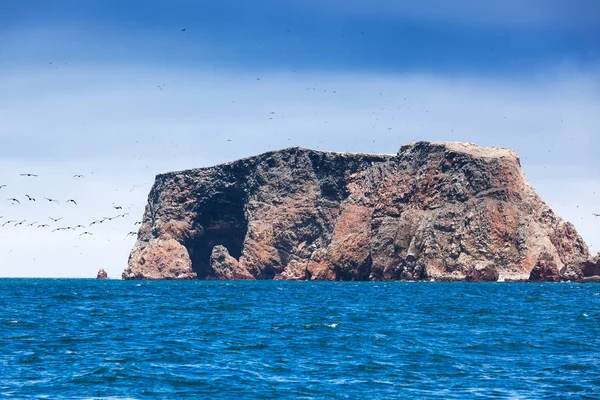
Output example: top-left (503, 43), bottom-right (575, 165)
top-left (96, 269), bottom-right (108, 279)
top-left (559, 253), bottom-right (600, 282)
top-left (122, 142), bottom-right (590, 281)
top-left (208, 245), bottom-right (254, 280)
top-left (465, 262), bottom-right (499, 282)
top-left (529, 251), bottom-right (561, 282)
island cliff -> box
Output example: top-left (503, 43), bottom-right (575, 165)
top-left (123, 142), bottom-right (593, 282)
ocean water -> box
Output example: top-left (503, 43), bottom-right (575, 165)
top-left (1, 280), bottom-right (599, 399)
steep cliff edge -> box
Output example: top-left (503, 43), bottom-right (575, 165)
top-left (123, 142), bottom-right (591, 281)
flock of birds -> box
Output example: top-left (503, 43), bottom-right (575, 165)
top-left (0, 174), bottom-right (141, 238)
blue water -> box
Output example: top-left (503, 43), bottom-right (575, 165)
top-left (1, 280), bottom-right (599, 399)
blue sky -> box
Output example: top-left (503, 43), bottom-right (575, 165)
top-left (0, 1), bottom-right (599, 277)
top-left (2, 0), bottom-right (599, 73)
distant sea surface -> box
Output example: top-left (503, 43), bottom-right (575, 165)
top-left (1, 280), bottom-right (599, 399)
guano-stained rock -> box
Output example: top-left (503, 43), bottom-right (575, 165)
top-left (122, 142), bottom-right (590, 281)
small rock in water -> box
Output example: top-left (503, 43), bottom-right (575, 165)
top-left (96, 269), bottom-right (108, 279)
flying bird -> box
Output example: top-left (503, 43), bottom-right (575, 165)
top-left (126, 232), bottom-right (137, 237)
top-left (66, 199), bottom-right (77, 205)
top-left (74, 225), bottom-right (86, 229)
top-left (593, 213), bottom-right (599, 217)
top-left (134, 221), bottom-right (142, 225)
top-left (38, 224), bottom-right (49, 228)
top-left (20, 173), bottom-right (38, 177)
top-left (0, 185), bottom-right (6, 189)
top-left (2, 220), bottom-right (16, 227)
top-left (44, 197), bottom-right (59, 203)
top-left (7, 198), bottom-right (20, 204)
top-left (80, 232), bottom-right (93, 236)
top-left (26, 222), bottom-right (38, 227)
top-left (14, 220), bottom-right (26, 226)
top-left (73, 175), bottom-right (84, 179)
top-left (49, 217), bottom-right (62, 222)
top-left (25, 195), bottom-right (35, 201)
top-left (113, 206), bottom-right (122, 210)
top-left (89, 220), bottom-right (103, 226)
top-left (52, 227), bottom-right (67, 232)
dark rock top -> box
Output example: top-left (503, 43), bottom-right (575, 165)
top-left (122, 141), bottom-right (594, 282)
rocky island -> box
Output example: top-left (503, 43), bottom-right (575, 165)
top-left (122, 141), bottom-right (598, 282)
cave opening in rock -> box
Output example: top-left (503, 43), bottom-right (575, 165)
top-left (185, 186), bottom-right (248, 279)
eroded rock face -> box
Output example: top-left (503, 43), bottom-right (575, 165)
top-left (123, 142), bottom-right (590, 281)
top-left (529, 252), bottom-right (560, 282)
top-left (559, 253), bottom-right (600, 281)
top-left (465, 262), bottom-right (499, 282)
top-left (582, 253), bottom-right (600, 277)
top-left (209, 245), bottom-right (254, 280)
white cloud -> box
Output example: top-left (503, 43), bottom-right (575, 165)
top-left (0, 64), bottom-right (598, 277)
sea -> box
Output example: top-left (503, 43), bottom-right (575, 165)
top-left (1, 279), bottom-right (599, 399)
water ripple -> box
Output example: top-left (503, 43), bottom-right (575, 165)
top-left (0, 280), bottom-right (599, 399)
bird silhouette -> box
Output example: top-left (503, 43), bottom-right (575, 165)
top-left (80, 232), bottom-right (93, 236)
top-left (20, 173), bottom-right (38, 177)
top-left (14, 220), bottom-right (26, 226)
top-left (126, 232), bottom-right (137, 237)
top-left (73, 175), bottom-right (84, 179)
top-left (44, 197), bottom-right (59, 203)
top-left (66, 199), bottom-right (77, 205)
top-left (113, 206), bottom-right (122, 210)
top-left (25, 195), bottom-right (35, 201)
top-left (49, 217), bottom-right (62, 222)
top-left (74, 225), bottom-right (86, 229)
top-left (7, 198), bottom-right (20, 204)
top-left (89, 220), bottom-right (103, 226)
top-left (0, 185), bottom-right (6, 189)
top-left (38, 224), bottom-right (49, 228)
top-left (2, 220), bottom-right (16, 227)
top-left (26, 222), bottom-right (37, 227)
top-left (134, 221), bottom-right (142, 225)
top-left (594, 213), bottom-right (599, 217)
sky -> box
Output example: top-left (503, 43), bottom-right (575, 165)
top-left (0, 0), bottom-right (598, 278)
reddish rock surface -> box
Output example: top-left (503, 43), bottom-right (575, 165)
top-left (208, 245), bottom-right (254, 280)
top-left (96, 269), bottom-right (108, 279)
top-left (465, 262), bottom-right (499, 282)
top-left (529, 252), bottom-right (561, 282)
top-left (122, 142), bottom-right (590, 281)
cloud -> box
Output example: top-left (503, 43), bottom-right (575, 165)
top-left (0, 64), bottom-right (598, 277)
